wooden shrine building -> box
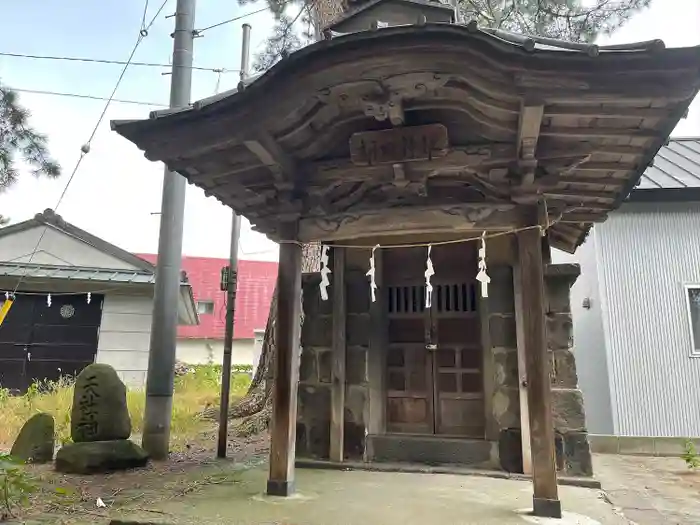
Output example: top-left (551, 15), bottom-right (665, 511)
top-left (112, 6), bottom-right (700, 518)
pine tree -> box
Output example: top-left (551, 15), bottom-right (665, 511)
top-left (0, 84), bottom-right (61, 225)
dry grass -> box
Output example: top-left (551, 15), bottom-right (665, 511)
top-left (0, 365), bottom-right (251, 450)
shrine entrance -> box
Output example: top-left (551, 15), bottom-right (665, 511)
top-left (384, 244), bottom-right (485, 438)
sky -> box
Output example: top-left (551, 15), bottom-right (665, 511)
top-left (1, 0), bottom-right (699, 262)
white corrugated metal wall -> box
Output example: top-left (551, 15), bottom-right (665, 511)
top-left (596, 201), bottom-right (700, 437)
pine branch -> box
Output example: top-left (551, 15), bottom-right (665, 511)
top-left (0, 83), bottom-right (61, 192)
top-left (459, 0), bottom-right (653, 42)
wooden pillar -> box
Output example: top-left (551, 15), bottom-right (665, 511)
top-left (367, 248), bottom-right (385, 446)
top-left (329, 247), bottom-right (347, 462)
top-left (513, 264), bottom-right (533, 476)
top-left (516, 217), bottom-right (561, 519)
top-left (267, 224), bottom-right (302, 497)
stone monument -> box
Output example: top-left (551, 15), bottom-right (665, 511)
top-left (55, 364), bottom-right (148, 474)
top-left (10, 412), bottom-right (55, 464)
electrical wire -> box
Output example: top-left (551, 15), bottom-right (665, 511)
top-left (12, 87), bottom-right (167, 107)
top-left (0, 52), bottom-right (239, 74)
top-left (195, 3), bottom-right (290, 33)
top-left (11, 0), bottom-right (168, 295)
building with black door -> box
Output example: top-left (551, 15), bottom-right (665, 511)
top-left (0, 209), bottom-right (198, 392)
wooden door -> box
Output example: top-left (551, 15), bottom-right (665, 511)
top-left (384, 248), bottom-right (434, 434)
top-left (383, 244), bottom-right (484, 438)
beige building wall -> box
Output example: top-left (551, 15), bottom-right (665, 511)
top-left (176, 330), bottom-right (265, 369)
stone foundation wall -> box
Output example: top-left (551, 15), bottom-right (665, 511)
top-left (296, 267), bottom-right (370, 461)
top-left (490, 263), bottom-right (593, 477)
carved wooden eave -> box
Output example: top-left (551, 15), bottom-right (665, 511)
top-left (110, 23), bottom-right (700, 253)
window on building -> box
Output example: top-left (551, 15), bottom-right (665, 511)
top-left (686, 286), bottom-right (700, 356)
top-left (197, 300), bottom-right (215, 315)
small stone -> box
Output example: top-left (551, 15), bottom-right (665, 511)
top-left (55, 440), bottom-right (148, 474)
top-left (10, 413), bottom-right (55, 464)
top-left (71, 364), bottom-right (131, 443)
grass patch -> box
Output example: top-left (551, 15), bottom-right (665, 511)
top-left (0, 365), bottom-right (251, 450)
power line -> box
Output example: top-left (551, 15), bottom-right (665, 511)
top-left (0, 52), bottom-right (238, 74)
top-left (12, 87), bottom-right (167, 107)
top-left (196, 4), bottom-right (284, 33)
top-left (12, 0), bottom-right (169, 294)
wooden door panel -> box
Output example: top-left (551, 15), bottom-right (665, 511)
top-left (386, 343), bottom-right (433, 434)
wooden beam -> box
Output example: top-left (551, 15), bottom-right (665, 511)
top-left (329, 247), bottom-right (347, 463)
top-left (267, 223), bottom-right (302, 497)
top-left (516, 210), bottom-right (561, 519)
top-left (366, 247), bottom-right (386, 455)
top-left (243, 132), bottom-right (297, 188)
top-left (544, 105), bottom-right (670, 119)
top-left (296, 204), bottom-right (519, 243)
top-left (517, 101), bottom-right (545, 186)
top-left (513, 260), bottom-right (532, 476)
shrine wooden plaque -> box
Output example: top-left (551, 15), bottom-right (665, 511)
top-left (349, 124), bottom-right (449, 166)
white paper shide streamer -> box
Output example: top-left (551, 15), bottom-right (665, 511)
top-left (366, 244), bottom-right (380, 303)
top-left (319, 244), bottom-right (332, 301)
top-left (47, 293), bottom-right (52, 307)
top-left (424, 245), bottom-right (434, 308)
top-left (476, 232), bottom-right (491, 298)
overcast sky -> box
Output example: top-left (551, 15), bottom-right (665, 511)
top-left (1, 0), bottom-right (699, 262)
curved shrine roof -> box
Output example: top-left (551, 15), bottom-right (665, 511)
top-left (112, 22), bottom-right (700, 253)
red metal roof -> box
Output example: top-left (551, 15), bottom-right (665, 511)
top-left (136, 254), bottom-right (277, 340)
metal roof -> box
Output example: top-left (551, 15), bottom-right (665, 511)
top-left (638, 138), bottom-right (700, 190)
top-left (0, 263), bottom-right (161, 285)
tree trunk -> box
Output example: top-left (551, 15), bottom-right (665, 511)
top-left (204, 242), bottom-right (321, 436)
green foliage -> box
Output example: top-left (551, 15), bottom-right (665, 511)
top-left (0, 453), bottom-right (36, 519)
top-left (0, 84), bottom-right (61, 191)
top-left (682, 439), bottom-right (700, 470)
top-left (253, 0), bottom-right (652, 70)
top-left (461, 0), bottom-right (653, 43)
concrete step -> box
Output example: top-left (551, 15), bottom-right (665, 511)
top-left (368, 434), bottom-right (492, 467)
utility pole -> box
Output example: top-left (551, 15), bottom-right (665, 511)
top-left (216, 22), bottom-right (251, 459)
top-left (142, 0), bottom-right (196, 460)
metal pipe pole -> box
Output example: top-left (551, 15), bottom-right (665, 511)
top-left (216, 22), bottom-right (250, 458)
top-left (142, 0), bottom-right (196, 460)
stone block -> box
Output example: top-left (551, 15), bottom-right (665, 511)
top-left (344, 422), bottom-right (365, 459)
top-left (11, 413), bottom-right (54, 464)
top-left (55, 440), bottom-right (148, 474)
top-left (544, 264), bottom-right (579, 314)
top-left (308, 420), bottom-right (330, 458)
top-left (653, 437), bottom-right (691, 457)
top-left (489, 315), bottom-right (517, 348)
top-left (551, 349), bottom-right (578, 388)
top-left (547, 313), bottom-right (573, 350)
top-left (347, 314), bottom-right (370, 346)
top-left (296, 422), bottom-right (308, 457)
top-left (563, 432), bottom-right (593, 476)
top-left (302, 314), bottom-right (332, 347)
top-left (493, 348), bottom-right (519, 388)
top-left (318, 350), bottom-right (332, 383)
top-left (498, 428), bottom-right (523, 473)
top-left (347, 272), bottom-right (370, 314)
top-left (303, 274), bottom-right (332, 316)
top-left (587, 435), bottom-right (620, 455)
top-left (617, 436), bottom-right (655, 456)
top-left (347, 347), bottom-right (367, 385)
top-left (298, 385), bottom-right (331, 422)
top-left (345, 385), bottom-right (367, 425)
top-left (498, 428), bottom-right (564, 473)
top-left (299, 348), bottom-right (318, 383)
top-left (71, 364), bottom-right (131, 443)
top-left (492, 386), bottom-right (520, 429)
top-left (487, 266), bottom-right (515, 314)
top-left (551, 388), bottom-right (587, 432)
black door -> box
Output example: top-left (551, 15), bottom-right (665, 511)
top-left (0, 294), bottom-right (103, 393)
